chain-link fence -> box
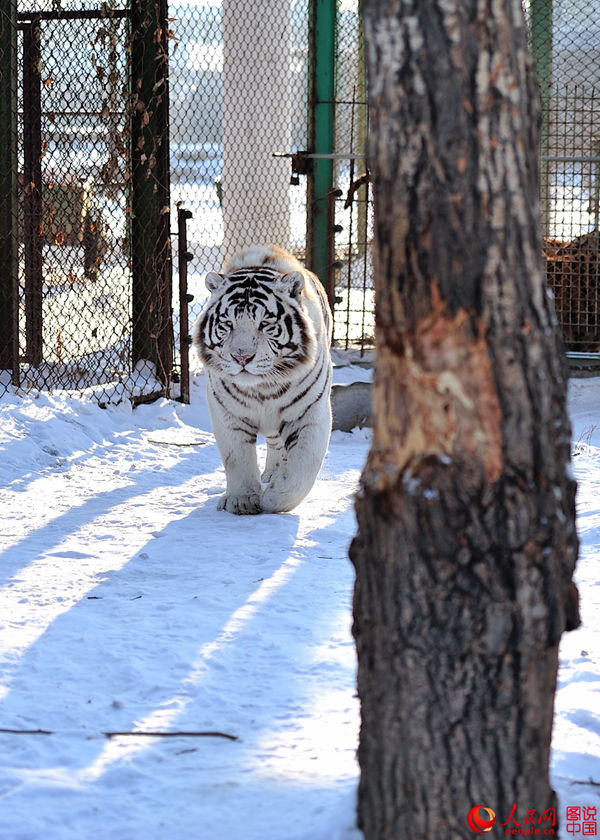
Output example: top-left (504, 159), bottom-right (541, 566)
top-left (17, 8), bottom-right (132, 393)
top-left (329, 0), bottom-right (600, 356)
top-left (323, 3), bottom-right (373, 352)
top-left (169, 0), bottom-right (311, 375)
top-left (0, 0), bottom-right (371, 402)
top-left (529, 0), bottom-right (600, 352)
top-left (1, 0), bottom-right (599, 403)
top-left (1, 0), bottom-right (171, 402)
top-left (168, 0), bottom-right (373, 359)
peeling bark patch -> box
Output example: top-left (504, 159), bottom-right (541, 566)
top-left (369, 306), bottom-right (503, 489)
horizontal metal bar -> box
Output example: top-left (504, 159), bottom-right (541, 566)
top-left (273, 152), bottom-right (365, 160)
top-left (18, 8), bottom-right (129, 22)
top-left (309, 153), bottom-right (366, 160)
top-left (567, 352), bottom-right (600, 363)
top-left (542, 155), bottom-right (600, 163)
top-left (276, 152), bottom-right (596, 163)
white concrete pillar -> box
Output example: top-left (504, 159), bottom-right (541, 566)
top-left (222, 0), bottom-right (292, 261)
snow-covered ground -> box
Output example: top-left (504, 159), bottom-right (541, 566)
top-left (0, 372), bottom-right (599, 839)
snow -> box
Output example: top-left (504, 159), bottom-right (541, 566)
top-left (553, 377), bottom-right (600, 815)
top-left (0, 372), bottom-right (599, 839)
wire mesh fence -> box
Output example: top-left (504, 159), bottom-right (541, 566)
top-left (1, 0), bottom-right (171, 403)
top-left (17, 9), bottom-right (132, 392)
top-left (1, 0), bottom-right (599, 404)
top-left (168, 0), bottom-right (311, 372)
top-left (325, 5), bottom-right (374, 352)
top-left (530, 0), bottom-right (600, 351)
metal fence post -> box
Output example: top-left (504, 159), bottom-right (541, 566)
top-left (177, 206), bottom-right (192, 405)
top-left (0, 0), bottom-right (19, 381)
top-left (130, 0), bottom-right (172, 390)
top-left (307, 0), bottom-right (336, 288)
top-left (22, 17), bottom-right (43, 367)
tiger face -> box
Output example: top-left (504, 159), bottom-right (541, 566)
top-left (197, 266), bottom-right (316, 381)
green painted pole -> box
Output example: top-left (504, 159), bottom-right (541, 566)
top-left (530, 0), bottom-right (552, 236)
top-left (0, 0), bottom-right (18, 379)
top-left (308, 0), bottom-right (336, 288)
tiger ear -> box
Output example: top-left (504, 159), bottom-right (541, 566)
top-left (280, 271), bottom-right (305, 298)
top-left (206, 271), bottom-right (225, 292)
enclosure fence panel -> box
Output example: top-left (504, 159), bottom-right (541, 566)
top-left (326, 0), bottom-right (600, 355)
top-left (168, 0), bottom-right (374, 361)
top-left (529, 0), bottom-right (600, 352)
top-left (0, 0), bottom-right (171, 401)
top-left (168, 0), bottom-right (310, 358)
top-left (328, 0), bottom-right (600, 355)
top-left (326, 0), bottom-right (373, 351)
top-left (19, 8), bottom-right (131, 393)
top-left (2, 0), bottom-right (600, 403)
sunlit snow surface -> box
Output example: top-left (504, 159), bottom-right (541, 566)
top-left (553, 377), bottom-right (600, 817)
top-left (0, 372), bottom-right (599, 839)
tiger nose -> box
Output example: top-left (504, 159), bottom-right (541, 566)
top-left (231, 352), bottom-right (255, 367)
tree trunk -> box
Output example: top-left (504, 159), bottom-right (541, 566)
top-left (350, 1), bottom-right (579, 838)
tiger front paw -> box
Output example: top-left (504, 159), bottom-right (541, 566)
top-left (261, 479), bottom-right (305, 514)
top-left (217, 492), bottom-right (262, 515)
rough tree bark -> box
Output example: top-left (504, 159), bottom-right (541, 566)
top-left (350, 1), bottom-right (580, 838)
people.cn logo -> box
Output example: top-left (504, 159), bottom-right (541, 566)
top-left (467, 805), bottom-right (497, 833)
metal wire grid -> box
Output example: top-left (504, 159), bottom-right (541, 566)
top-left (1, 0), bottom-right (171, 402)
top-left (533, 0), bottom-right (600, 350)
top-left (330, 0), bottom-right (600, 354)
top-left (168, 0), bottom-right (310, 364)
top-left (2, 0), bottom-right (600, 403)
top-left (168, 0), bottom-right (377, 365)
top-left (328, 72), bottom-right (373, 350)
top-left (17, 9), bottom-right (132, 392)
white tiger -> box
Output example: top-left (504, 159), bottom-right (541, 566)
top-left (193, 245), bottom-right (333, 514)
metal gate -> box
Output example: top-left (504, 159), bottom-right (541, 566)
top-left (276, 0), bottom-right (374, 353)
top-left (169, 0), bottom-right (374, 367)
top-left (0, 0), bottom-right (171, 401)
top-left (1, 0), bottom-right (373, 403)
top-left (5, 0), bottom-right (598, 403)
top-left (304, 0), bottom-right (373, 352)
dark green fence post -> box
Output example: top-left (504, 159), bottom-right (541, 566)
top-left (307, 0), bottom-right (336, 288)
top-left (130, 0), bottom-right (172, 390)
top-left (0, 0), bottom-right (18, 381)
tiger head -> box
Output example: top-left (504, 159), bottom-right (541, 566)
top-left (195, 265), bottom-right (318, 381)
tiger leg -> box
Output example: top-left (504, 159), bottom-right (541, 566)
top-left (207, 388), bottom-right (262, 515)
top-left (261, 435), bottom-right (283, 484)
top-left (261, 399), bottom-right (332, 514)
